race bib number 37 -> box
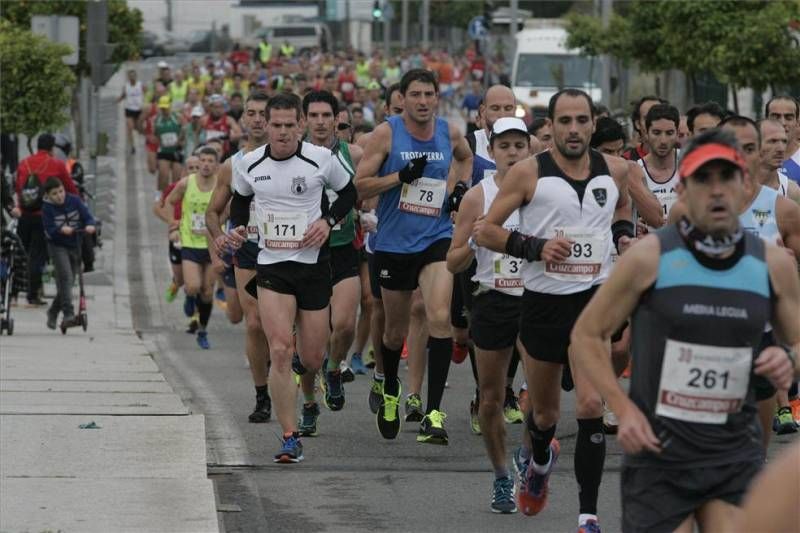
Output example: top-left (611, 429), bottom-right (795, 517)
top-left (655, 339), bottom-right (751, 424)
top-left (493, 254), bottom-right (522, 289)
top-left (399, 177), bottom-right (446, 217)
top-left (258, 210), bottom-right (308, 250)
top-left (544, 227), bottom-right (607, 282)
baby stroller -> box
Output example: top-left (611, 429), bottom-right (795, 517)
top-left (0, 218), bottom-right (25, 335)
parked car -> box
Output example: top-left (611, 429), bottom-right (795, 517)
top-left (239, 22), bottom-right (330, 54)
top-left (188, 30), bottom-right (233, 53)
top-left (139, 31), bottom-right (165, 58)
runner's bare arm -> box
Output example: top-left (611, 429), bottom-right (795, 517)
top-left (788, 180), bottom-right (800, 205)
top-left (667, 198), bottom-right (688, 225)
top-left (447, 187), bottom-right (481, 273)
top-left (356, 133), bottom-right (370, 150)
top-left (776, 196), bottom-right (800, 258)
top-left (205, 159), bottom-right (233, 241)
top-left (571, 235), bottom-right (662, 453)
top-left (354, 123), bottom-right (396, 199)
top-left (627, 162), bottom-right (664, 227)
top-left (348, 143), bottom-right (364, 167)
top-left (447, 124), bottom-right (473, 193)
top-left (474, 158), bottom-right (538, 254)
top-left (765, 244), bottom-right (800, 380)
top-left (228, 116), bottom-right (243, 143)
top-left (609, 156), bottom-right (632, 223)
top-left (164, 177), bottom-right (188, 227)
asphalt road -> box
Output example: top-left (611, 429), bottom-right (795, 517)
top-left (105, 58), bottom-right (799, 533)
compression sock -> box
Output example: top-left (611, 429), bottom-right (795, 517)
top-left (255, 384), bottom-right (268, 400)
top-left (506, 346), bottom-right (520, 384)
top-left (575, 417), bottom-right (605, 515)
top-left (527, 412), bottom-right (556, 467)
top-left (426, 336), bottom-right (452, 413)
top-left (381, 341), bottom-right (401, 397)
top-left (197, 299), bottom-right (212, 329)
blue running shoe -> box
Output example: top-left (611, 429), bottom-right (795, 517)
top-left (292, 352), bottom-right (307, 375)
top-left (183, 295), bottom-right (196, 318)
top-left (578, 519), bottom-right (601, 533)
top-left (215, 287), bottom-right (226, 302)
top-left (491, 476), bottom-right (517, 514)
top-left (298, 402), bottom-right (320, 437)
top-left (350, 353), bottom-right (368, 375)
top-left (321, 360), bottom-right (345, 411)
top-left (519, 439), bottom-right (560, 516)
top-left (512, 447), bottom-right (531, 502)
top-left (273, 434), bottom-right (303, 463)
top-left (196, 331), bottom-right (210, 350)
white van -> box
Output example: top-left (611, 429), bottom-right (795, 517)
top-left (512, 20), bottom-right (602, 115)
top-left (241, 22), bottom-right (330, 53)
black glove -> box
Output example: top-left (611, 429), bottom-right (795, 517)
top-left (448, 181), bottom-right (469, 213)
top-left (398, 155), bottom-right (427, 184)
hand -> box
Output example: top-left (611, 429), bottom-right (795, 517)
top-left (169, 229), bottom-right (180, 243)
top-left (212, 234), bottom-right (228, 257)
top-left (615, 402), bottom-right (662, 455)
top-left (10, 207), bottom-right (21, 218)
top-left (359, 210), bottom-right (378, 233)
top-left (618, 235), bottom-right (637, 254)
top-left (226, 225), bottom-right (248, 250)
top-left (754, 346), bottom-right (795, 391)
top-left (471, 215), bottom-right (489, 247)
top-left (636, 221), bottom-right (649, 236)
top-left (398, 155), bottom-right (427, 184)
top-left (540, 238), bottom-right (573, 262)
top-left (61, 226), bottom-right (75, 236)
top-left (210, 251), bottom-right (226, 275)
top-left (301, 219), bottom-right (330, 249)
top-left (85, 225), bottom-right (96, 234)
top-left (447, 181), bottom-right (469, 213)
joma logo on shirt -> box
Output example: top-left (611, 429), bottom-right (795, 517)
top-left (253, 175), bottom-right (271, 182)
top-left (400, 151), bottom-right (445, 161)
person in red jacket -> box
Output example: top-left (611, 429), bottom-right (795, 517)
top-left (11, 133), bottom-right (78, 306)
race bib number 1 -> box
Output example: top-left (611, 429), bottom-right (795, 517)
top-left (493, 254), bottom-right (522, 289)
top-left (544, 227), bottom-right (607, 282)
top-left (258, 210), bottom-right (308, 250)
top-left (399, 177), bottom-right (446, 217)
top-left (656, 339), bottom-right (751, 424)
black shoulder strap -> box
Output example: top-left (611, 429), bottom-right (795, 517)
top-left (466, 132), bottom-right (476, 155)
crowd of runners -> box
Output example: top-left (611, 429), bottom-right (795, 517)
top-left (111, 45), bottom-right (800, 532)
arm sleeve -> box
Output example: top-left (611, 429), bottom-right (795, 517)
top-left (328, 181), bottom-right (357, 224)
top-left (42, 204), bottom-right (57, 239)
top-left (77, 196), bottom-right (96, 227)
top-left (229, 191), bottom-right (253, 228)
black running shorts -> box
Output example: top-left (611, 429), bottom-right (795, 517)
top-left (366, 251), bottom-right (382, 300)
top-left (330, 244), bottom-right (359, 286)
top-left (125, 108), bottom-right (142, 120)
top-left (157, 151), bottom-right (184, 163)
top-left (250, 259), bottom-right (332, 311)
top-left (753, 330), bottom-right (777, 402)
top-left (471, 289), bottom-right (522, 351)
top-left (374, 238), bottom-right (450, 292)
top-left (234, 241), bottom-right (259, 270)
top-left (181, 247), bottom-right (211, 265)
top-left (450, 261), bottom-right (477, 329)
top-left (621, 460), bottom-right (762, 533)
top-left (168, 241), bottom-right (182, 265)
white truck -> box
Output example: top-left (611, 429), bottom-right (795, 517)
top-left (511, 20), bottom-right (602, 116)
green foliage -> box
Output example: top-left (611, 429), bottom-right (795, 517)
top-left (1, 0), bottom-right (142, 78)
top-left (429, 0), bottom-right (483, 28)
top-left (0, 20), bottom-right (77, 136)
top-left (565, 0), bottom-right (800, 91)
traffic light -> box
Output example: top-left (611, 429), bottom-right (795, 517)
top-left (372, 0), bottom-right (383, 20)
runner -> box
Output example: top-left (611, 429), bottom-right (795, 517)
top-left (529, 118), bottom-right (554, 151)
top-left (473, 89), bottom-right (633, 530)
top-left (154, 95), bottom-right (185, 192)
top-left (448, 117), bottom-right (531, 513)
top-left (355, 68), bottom-right (473, 444)
top-left (638, 104), bottom-right (681, 228)
top-left (572, 128), bottom-right (800, 533)
top-left (206, 91), bottom-right (273, 423)
top-left (765, 95), bottom-right (800, 184)
top-left (164, 147), bottom-right (219, 349)
top-left (295, 90), bottom-right (363, 433)
top-left (686, 101), bottom-right (725, 137)
top-left (201, 94), bottom-right (242, 159)
top-left (226, 93), bottom-right (357, 463)
top-left (622, 95), bottom-right (664, 161)
top-left (758, 118), bottom-right (800, 201)
top-left (118, 69), bottom-right (144, 154)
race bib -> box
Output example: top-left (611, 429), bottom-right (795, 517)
top-left (257, 209), bottom-right (308, 249)
top-left (205, 129), bottom-right (224, 140)
top-left (191, 213), bottom-right (206, 234)
top-left (493, 254), bottom-right (523, 289)
top-left (246, 203), bottom-right (259, 242)
top-left (656, 339), bottom-right (751, 424)
top-left (544, 227), bottom-right (607, 282)
top-left (398, 177), bottom-right (446, 217)
top-left (161, 132), bottom-right (178, 147)
top-left (658, 190), bottom-right (678, 220)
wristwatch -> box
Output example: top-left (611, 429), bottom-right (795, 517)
top-left (784, 346), bottom-right (797, 371)
top-left (325, 215), bottom-right (338, 228)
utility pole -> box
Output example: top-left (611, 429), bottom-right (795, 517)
top-left (401, 0), bottom-right (408, 49)
top-left (601, 0), bottom-right (612, 106)
top-left (166, 0), bottom-right (173, 32)
top-left (383, 9), bottom-right (390, 57)
top-left (421, 0), bottom-right (430, 51)
top-left (510, 0), bottom-right (518, 76)
top-left (344, 0), bottom-right (351, 50)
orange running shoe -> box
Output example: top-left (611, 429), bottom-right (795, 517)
top-left (518, 438), bottom-right (560, 516)
top-left (622, 362), bottom-right (632, 379)
top-left (790, 397), bottom-right (800, 424)
top-left (451, 341), bottom-right (469, 364)
top-left (401, 339), bottom-right (409, 360)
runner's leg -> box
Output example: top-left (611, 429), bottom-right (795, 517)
top-left (258, 288), bottom-right (298, 433)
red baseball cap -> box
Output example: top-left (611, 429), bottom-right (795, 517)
top-left (678, 143), bottom-right (746, 180)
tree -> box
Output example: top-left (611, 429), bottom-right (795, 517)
top-left (566, 0), bottom-right (800, 101)
top-left (0, 20), bottom-right (77, 138)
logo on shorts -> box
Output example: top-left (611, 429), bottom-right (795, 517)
top-left (291, 176), bottom-right (307, 195)
top-left (380, 269), bottom-right (390, 279)
top-left (592, 188), bottom-right (607, 207)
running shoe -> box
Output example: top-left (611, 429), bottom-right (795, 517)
top-left (186, 312), bottom-right (199, 334)
top-left (452, 341), bottom-right (469, 363)
top-left (183, 295), bottom-right (196, 318)
top-left (46, 309), bottom-right (58, 330)
top-left (165, 281), bottom-right (179, 303)
top-left (503, 387), bottom-right (524, 424)
top-left (350, 353), bottom-right (368, 375)
top-left (292, 352), bottom-right (307, 375)
top-left (364, 347), bottom-right (376, 368)
top-left (774, 407), bottom-right (798, 435)
top-left (401, 339), bottom-right (409, 360)
top-left (518, 439), bottom-right (560, 516)
top-left (512, 446), bottom-right (531, 494)
top-left (248, 394), bottom-right (271, 423)
top-left (340, 362), bottom-right (355, 383)
top-left (790, 397), bottom-right (800, 425)
top-left (196, 331), bottom-right (210, 349)
top-left (321, 363), bottom-right (345, 411)
top-left (377, 382), bottom-right (401, 439)
top-left (215, 287), bottom-right (226, 302)
top-left (470, 399), bottom-right (481, 435)
top-left (404, 393), bottom-right (424, 422)
top-left (417, 409), bottom-right (448, 445)
top-left (298, 402), bottom-right (320, 437)
top-left (578, 519), bottom-right (601, 533)
top-left (490, 475), bottom-right (517, 514)
top-left (369, 378), bottom-right (383, 414)
top-left (602, 403), bottom-right (619, 435)
top-left (273, 434), bottom-right (303, 464)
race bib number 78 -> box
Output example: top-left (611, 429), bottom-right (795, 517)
top-left (399, 177), bottom-right (446, 217)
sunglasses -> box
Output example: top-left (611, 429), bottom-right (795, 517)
top-left (337, 123), bottom-right (352, 131)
